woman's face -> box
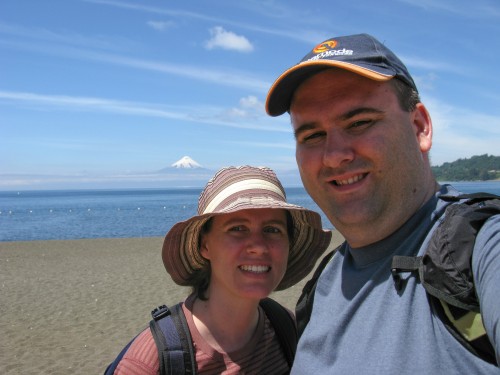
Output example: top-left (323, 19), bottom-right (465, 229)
top-left (200, 208), bottom-right (290, 301)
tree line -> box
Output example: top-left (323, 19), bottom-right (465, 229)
top-left (431, 154), bottom-right (500, 181)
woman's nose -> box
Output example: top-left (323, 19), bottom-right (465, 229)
top-left (245, 233), bottom-right (268, 254)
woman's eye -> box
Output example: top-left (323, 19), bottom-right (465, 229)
top-left (264, 226), bottom-right (282, 234)
top-left (229, 225), bottom-right (246, 232)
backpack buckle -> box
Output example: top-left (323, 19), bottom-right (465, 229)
top-left (151, 305), bottom-right (171, 321)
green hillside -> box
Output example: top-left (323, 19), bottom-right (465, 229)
top-left (431, 154), bottom-right (500, 181)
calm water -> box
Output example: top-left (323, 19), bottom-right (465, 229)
top-left (1, 181), bottom-right (499, 242)
top-left (0, 187), bottom-right (326, 241)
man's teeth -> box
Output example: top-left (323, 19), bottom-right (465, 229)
top-left (335, 174), bottom-right (363, 186)
top-left (240, 265), bottom-right (270, 273)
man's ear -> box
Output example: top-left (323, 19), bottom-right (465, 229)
top-left (413, 102), bottom-right (433, 153)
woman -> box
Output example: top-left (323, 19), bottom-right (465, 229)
top-left (106, 166), bottom-right (332, 374)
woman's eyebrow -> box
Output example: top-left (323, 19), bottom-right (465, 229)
top-left (221, 217), bottom-right (250, 226)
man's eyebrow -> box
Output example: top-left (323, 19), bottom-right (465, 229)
top-left (340, 107), bottom-right (385, 121)
top-left (293, 123), bottom-right (316, 140)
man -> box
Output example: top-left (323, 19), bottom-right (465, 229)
top-left (266, 33), bottom-right (500, 373)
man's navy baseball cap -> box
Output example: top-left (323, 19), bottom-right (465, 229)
top-left (266, 33), bottom-right (417, 117)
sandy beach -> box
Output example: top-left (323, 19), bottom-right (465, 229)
top-left (0, 231), bottom-right (343, 375)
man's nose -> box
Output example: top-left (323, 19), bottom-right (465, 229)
top-left (323, 131), bottom-right (355, 168)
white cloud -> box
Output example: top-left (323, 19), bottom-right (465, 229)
top-left (239, 95), bottom-right (262, 111)
top-left (218, 95), bottom-right (265, 120)
top-left (146, 20), bottom-right (174, 31)
top-left (204, 26), bottom-right (254, 52)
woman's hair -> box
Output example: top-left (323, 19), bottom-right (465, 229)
top-left (189, 211), bottom-right (295, 300)
top-left (390, 78), bottom-right (421, 112)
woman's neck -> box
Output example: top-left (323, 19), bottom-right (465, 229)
top-left (192, 292), bottom-right (260, 353)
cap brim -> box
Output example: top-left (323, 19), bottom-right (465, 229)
top-left (266, 60), bottom-right (395, 117)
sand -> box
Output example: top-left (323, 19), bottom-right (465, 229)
top-left (0, 231), bottom-right (344, 375)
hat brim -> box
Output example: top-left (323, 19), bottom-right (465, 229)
top-left (265, 60), bottom-right (396, 117)
top-left (162, 201), bottom-right (332, 291)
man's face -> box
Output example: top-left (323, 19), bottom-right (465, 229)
top-left (290, 69), bottom-right (434, 247)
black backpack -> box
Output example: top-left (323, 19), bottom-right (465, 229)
top-left (105, 297), bottom-right (297, 374)
top-left (296, 193), bottom-right (500, 366)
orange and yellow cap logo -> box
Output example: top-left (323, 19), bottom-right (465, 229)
top-left (313, 40), bottom-right (338, 54)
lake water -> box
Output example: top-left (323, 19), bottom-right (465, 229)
top-left (1, 181), bottom-right (499, 242)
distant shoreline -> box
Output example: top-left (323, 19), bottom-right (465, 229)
top-left (1, 179), bottom-right (500, 193)
top-left (438, 180), bottom-right (500, 184)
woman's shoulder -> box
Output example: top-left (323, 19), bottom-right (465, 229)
top-left (113, 328), bottom-right (159, 375)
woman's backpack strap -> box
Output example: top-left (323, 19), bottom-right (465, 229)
top-left (150, 303), bottom-right (197, 375)
top-left (260, 298), bottom-right (297, 367)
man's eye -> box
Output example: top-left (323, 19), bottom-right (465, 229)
top-left (350, 119), bottom-right (373, 129)
top-left (300, 132), bottom-right (325, 143)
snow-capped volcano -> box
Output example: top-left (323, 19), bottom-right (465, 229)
top-left (171, 156), bottom-right (203, 169)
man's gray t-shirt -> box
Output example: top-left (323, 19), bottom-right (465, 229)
top-left (291, 185), bottom-right (500, 374)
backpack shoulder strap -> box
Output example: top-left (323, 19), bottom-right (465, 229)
top-left (425, 193), bottom-right (500, 308)
top-left (440, 192), bottom-right (500, 203)
top-left (295, 247), bottom-right (339, 338)
top-left (259, 298), bottom-right (297, 367)
top-left (149, 303), bottom-right (197, 375)
top-left (391, 192), bottom-right (500, 366)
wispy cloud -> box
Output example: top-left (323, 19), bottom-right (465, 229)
top-left (18, 137), bottom-right (105, 151)
top-left (81, 0), bottom-right (325, 44)
top-left (402, 55), bottom-right (465, 75)
top-left (204, 26), bottom-right (254, 52)
top-left (397, 0), bottom-right (500, 18)
top-left (0, 36), bottom-right (269, 92)
top-left (82, 0), bottom-right (227, 23)
top-left (0, 90), bottom-right (289, 132)
top-left (0, 21), bottom-right (133, 52)
top-left (79, 51), bottom-right (268, 91)
top-left (231, 141), bottom-right (295, 150)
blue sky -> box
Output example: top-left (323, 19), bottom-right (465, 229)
top-left (1, 0), bottom-right (499, 190)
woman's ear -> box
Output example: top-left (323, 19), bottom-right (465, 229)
top-left (200, 235), bottom-right (210, 260)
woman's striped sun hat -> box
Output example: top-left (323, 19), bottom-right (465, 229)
top-left (162, 165), bottom-right (332, 290)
